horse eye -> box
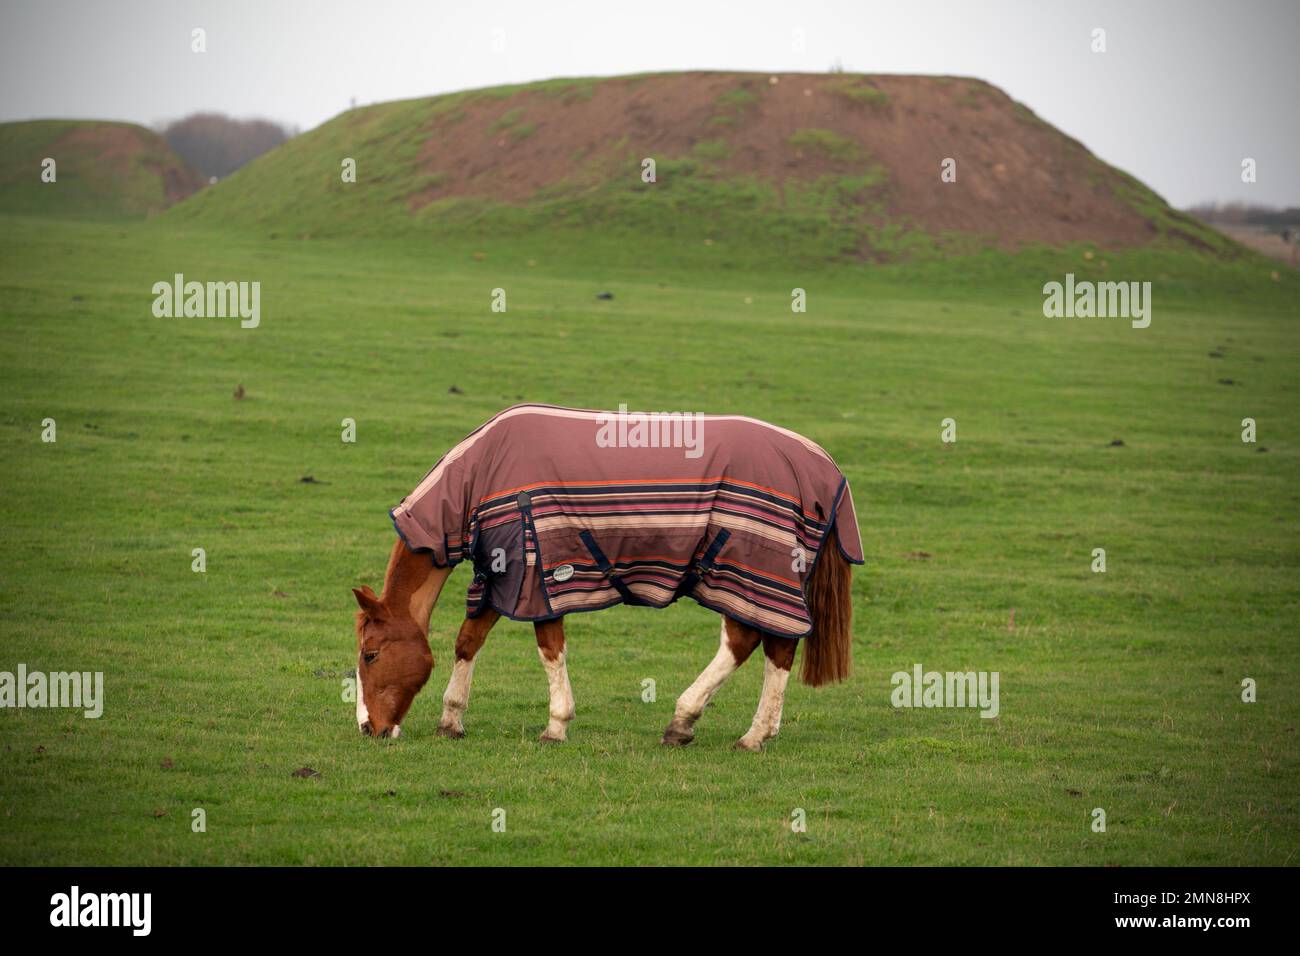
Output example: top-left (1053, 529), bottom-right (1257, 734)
top-left (363, 651), bottom-right (379, 665)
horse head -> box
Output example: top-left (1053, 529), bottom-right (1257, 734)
top-left (352, 585), bottom-right (433, 738)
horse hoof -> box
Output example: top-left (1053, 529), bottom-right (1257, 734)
top-left (539, 733), bottom-right (565, 744)
top-left (660, 729), bottom-right (694, 747)
top-left (733, 737), bottom-right (763, 752)
top-left (435, 724), bottom-right (465, 740)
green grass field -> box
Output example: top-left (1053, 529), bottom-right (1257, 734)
top-left (0, 212), bottom-right (1296, 865)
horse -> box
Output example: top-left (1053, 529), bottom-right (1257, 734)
top-left (352, 404), bottom-right (862, 750)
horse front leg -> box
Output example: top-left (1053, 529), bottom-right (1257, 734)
top-left (661, 616), bottom-right (761, 746)
top-left (734, 634), bottom-right (797, 752)
top-left (535, 617), bottom-right (575, 743)
top-left (436, 609), bottom-right (500, 738)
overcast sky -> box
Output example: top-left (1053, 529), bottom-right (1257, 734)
top-left (1, 0), bottom-right (1296, 208)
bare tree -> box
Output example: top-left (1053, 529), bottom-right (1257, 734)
top-left (1186, 201), bottom-right (1300, 228)
top-left (160, 113), bottom-right (293, 179)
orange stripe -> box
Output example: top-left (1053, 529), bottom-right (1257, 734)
top-left (543, 552), bottom-right (690, 570)
top-left (479, 475), bottom-right (800, 506)
top-left (725, 559), bottom-right (802, 589)
top-left (542, 553), bottom-right (801, 589)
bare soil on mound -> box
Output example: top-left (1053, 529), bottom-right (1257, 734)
top-left (410, 71), bottom-right (1161, 249)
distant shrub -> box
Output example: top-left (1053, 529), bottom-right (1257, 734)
top-left (710, 87), bottom-right (760, 127)
top-left (827, 79), bottom-right (889, 110)
top-left (160, 113), bottom-right (293, 179)
top-left (1012, 102), bottom-right (1043, 126)
top-left (508, 122), bottom-right (538, 143)
top-left (544, 81), bottom-right (596, 104)
top-left (693, 139), bottom-right (733, 162)
top-left (491, 107), bottom-right (527, 132)
top-left (716, 89), bottom-right (757, 110)
top-left (788, 129), bottom-right (862, 162)
top-left (956, 81), bottom-right (991, 109)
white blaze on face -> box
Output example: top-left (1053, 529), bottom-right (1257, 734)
top-left (355, 662), bottom-right (370, 729)
top-left (356, 661), bottom-right (400, 737)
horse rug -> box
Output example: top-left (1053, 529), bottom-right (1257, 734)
top-left (390, 404), bottom-right (864, 637)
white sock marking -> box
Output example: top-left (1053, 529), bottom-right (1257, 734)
top-left (739, 653), bottom-right (792, 749)
top-left (674, 618), bottom-right (742, 722)
top-left (538, 647), bottom-right (574, 739)
top-left (440, 657), bottom-right (476, 731)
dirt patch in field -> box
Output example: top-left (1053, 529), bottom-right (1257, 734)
top-left (409, 71), bottom-right (1165, 249)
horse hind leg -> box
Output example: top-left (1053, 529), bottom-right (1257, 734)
top-left (734, 634), bottom-right (797, 752)
top-left (437, 609), bottom-right (500, 739)
top-left (661, 616), bottom-right (761, 746)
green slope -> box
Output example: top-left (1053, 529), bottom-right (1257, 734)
top-left (166, 71), bottom-right (1239, 267)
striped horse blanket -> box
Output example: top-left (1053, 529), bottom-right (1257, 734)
top-left (390, 404), bottom-right (863, 637)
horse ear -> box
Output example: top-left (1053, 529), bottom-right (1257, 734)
top-left (352, 586), bottom-right (386, 619)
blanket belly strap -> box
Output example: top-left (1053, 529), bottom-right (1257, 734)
top-left (674, 527), bottom-right (732, 600)
top-left (578, 530), bottom-right (650, 606)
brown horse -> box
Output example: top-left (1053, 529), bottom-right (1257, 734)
top-left (352, 404), bottom-right (860, 750)
top-left (353, 531), bottom-right (852, 749)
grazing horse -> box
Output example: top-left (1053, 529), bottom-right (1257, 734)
top-left (352, 404), bottom-right (862, 750)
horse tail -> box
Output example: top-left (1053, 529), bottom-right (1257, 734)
top-left (801, 528), bottom-right (853, 687)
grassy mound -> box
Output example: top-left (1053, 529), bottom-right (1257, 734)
top-left (0, 119), bottom-right (206, 220)
top-left (165, 71), bottom-right (1237, 266)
